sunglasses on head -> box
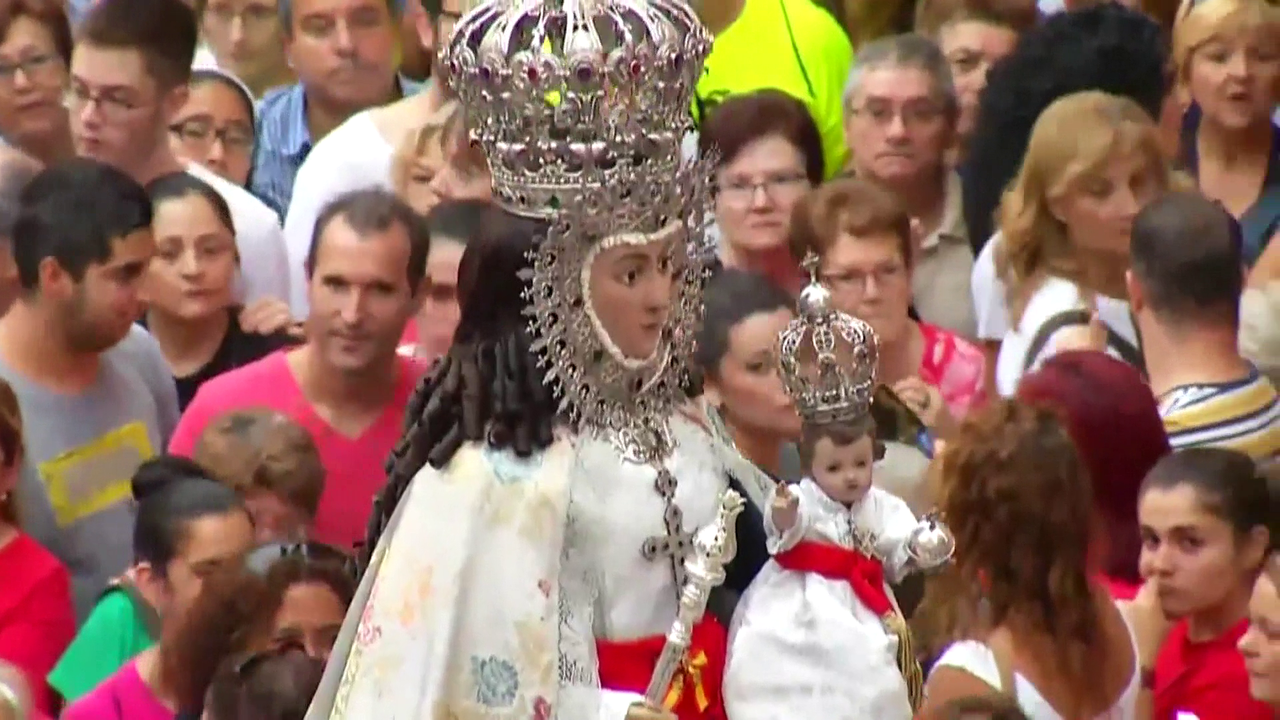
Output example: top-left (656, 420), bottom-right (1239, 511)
top-left (244, 541), bottom-right (354, 577)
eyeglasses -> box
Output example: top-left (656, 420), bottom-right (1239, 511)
top-left (169, 118), bottom-right (255, 153)
top-left (63, 86), bottom-right (142, 122)
top-left (848, 101), bottom-right (946, 129)
top-left (0, 53), bottom-right (60, 85)
top-left (821, 262), bottom-right (907, 297)
top-left (245, 540), bottom-right (354, 577)
top-left (717, 173), bottom-right (810, 206)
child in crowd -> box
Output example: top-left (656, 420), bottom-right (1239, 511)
top-left (60, 463), bottom-right (255, 719)
top-left (47, 456), bottom-right (216, 705)
top-left (724, 260), bottom-right (954, 720)
top-left (192, 410), bottom-right (325, 544)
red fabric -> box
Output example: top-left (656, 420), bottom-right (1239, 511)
top-left (1100, 574), bottom-right (1139, 601)
top-left (168, 351), bottom-right (429, 548)
top-left (0, 534), bottom-right (76, 716)
top-left (1152, 618), bottom-right (1273, 720)
top-left (918, 322), bottom-right (988, 418)
top-left (595, 614), bottom-right (728, 720)
top-left (773, 540), bottom-right (893, 616)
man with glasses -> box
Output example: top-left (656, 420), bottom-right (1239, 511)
top-left (280, 0), bottom-right (468, 317)
top-left (68, 0), bottom-right (292, 309)
top-left (842, 33), bottom-right (976, 340)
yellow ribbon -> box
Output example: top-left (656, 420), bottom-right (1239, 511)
top-left (662, 650), bottom-right (710, 712)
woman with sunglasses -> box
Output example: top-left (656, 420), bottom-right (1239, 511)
top-left (244, 542), bottom-right (355, 663)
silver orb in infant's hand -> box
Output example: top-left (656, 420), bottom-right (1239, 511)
top-left (905, 512), bottom-right (956, 569)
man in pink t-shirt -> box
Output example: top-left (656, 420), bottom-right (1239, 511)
top-left (170, 189), bottom-right (430, 549)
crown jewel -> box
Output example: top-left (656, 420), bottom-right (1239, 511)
top-left (777, 252), bottom-right (880, 426)
top-left (440, 0), bottom-right (711, 219)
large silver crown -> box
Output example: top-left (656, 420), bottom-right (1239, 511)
top-left (439, 0), bottom-right (711, 219)
top-left (777, 253), bottom-right (880, 426)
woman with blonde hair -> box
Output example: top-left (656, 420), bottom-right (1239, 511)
top-left (391, 102), bottom-right (491, 217)
top-left (993, 90), bottom-right (1176, 396)
top-left (390, 103), bottom-right (493, 359)
top-left (1172, 0), bottom-right (1279, 268)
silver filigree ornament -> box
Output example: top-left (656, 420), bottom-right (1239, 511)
top-left (519, 156), bottom-right (717, 462)
top-left (439, 0), bottom-right (712, 220)
top-left (777, 252), bottom-right (881, 426)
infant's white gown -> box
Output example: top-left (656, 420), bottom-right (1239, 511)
top-left (723, 479), bottom-right (917, 720)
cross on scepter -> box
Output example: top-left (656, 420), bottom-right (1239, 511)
top-left (801, 250), bottom-right (821, 282)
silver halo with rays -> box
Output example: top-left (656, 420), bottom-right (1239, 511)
top-left (521, 154), bottom-right (716, 462)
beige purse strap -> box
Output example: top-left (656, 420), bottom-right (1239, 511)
top-left (987, 631), bottom-right (1018, 699)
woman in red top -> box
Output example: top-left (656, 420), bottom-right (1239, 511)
top-left (1018, 350), bottom-right (1172, 601)
top-left (0, 378), bottom-right (75, 716)
top-left (1138, 448), bottom-right (1273, 720)
top-left (788, 177), bottom-right (988, 433)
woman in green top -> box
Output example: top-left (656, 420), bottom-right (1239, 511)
top-left (48, 455), bottom-right (254, 704)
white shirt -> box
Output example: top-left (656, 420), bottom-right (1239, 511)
top-left (281, 110), bottom-right (397, 317)
top-left (972, 233), bottom-right (1011, 342)
top-left (995, 275), bottom-right (1136, 396)
top-left (186, 162), bottom-right (291, 309)
top-left (931, 611), bottom-right (1141, 720)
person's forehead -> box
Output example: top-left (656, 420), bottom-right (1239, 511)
top-left (70, 45), bottom-right (152, 90)
top-left (0, 15), bottom-right (59, 54)
top-left (856, 66), bottom-right (937, 100)
top-left (294, 0), bottom-right (388, 18)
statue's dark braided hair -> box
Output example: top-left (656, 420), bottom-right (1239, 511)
top-left (358, 206), bottom-right (558, 574)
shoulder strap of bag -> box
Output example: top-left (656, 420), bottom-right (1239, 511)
top-left (987, 631), bottom-right (1017, 699)
top-left (1022, 308), bottom-right (1143, 372)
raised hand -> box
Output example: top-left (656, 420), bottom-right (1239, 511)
top-left (770, 482), bottom-right (800, 533)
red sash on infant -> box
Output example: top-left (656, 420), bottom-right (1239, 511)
top-left (773, 539), bottom-right (923, 709)
top-left (595, 613), bottom-right (728, 720)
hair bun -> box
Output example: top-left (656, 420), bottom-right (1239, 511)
top-left (131, 454), bottom-right (215, 503)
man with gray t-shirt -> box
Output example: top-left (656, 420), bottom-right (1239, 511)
top-left (0, 160), bottom-right (178, 620)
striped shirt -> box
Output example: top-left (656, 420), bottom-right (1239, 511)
top-left (1159, 366), bottom-right (1280, 461)
top-left (250, 75), bottom-right (421, 216)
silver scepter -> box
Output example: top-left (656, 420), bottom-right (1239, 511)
top-left (643, 488), bottom-right (746, 707)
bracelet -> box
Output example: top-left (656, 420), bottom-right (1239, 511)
top-left (0, 680), bottom-right (21, 714)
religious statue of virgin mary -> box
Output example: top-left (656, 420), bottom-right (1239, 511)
top-left (304, 1), bottom-right (773, 718)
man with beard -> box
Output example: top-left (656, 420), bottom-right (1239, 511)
top-left (0, 159), bottom-right (180, 621)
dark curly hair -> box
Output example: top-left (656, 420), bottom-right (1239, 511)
top-left (927, 399), bottom-right (1115, 715)
top-left (962, 2), bottom-right (1169, 252)
top-left (359, 204), bottom-right (558, 573)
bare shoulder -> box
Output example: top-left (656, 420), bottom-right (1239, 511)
top-left (920, 664), bottom-right (1001, 715)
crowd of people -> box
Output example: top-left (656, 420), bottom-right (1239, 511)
top-left (0, 0), bottom-right (1274, 717)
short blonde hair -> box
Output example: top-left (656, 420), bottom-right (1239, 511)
top-left (192, 409), bottom-right (324, 518)
top-left (996, 90), bottom-right (1173, 323)
top-left (1240, 282), bottom-right (1280, 386)
top-left (391, 99), bottom-right (461, 198)
top-left (1173, 0), bottom-right (1280, 86)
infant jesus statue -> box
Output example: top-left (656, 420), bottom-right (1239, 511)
top-left (722, 259), bottom-right (954, 720)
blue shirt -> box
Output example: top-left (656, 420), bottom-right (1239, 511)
top-left (250, 75), bottom-right (421, 216)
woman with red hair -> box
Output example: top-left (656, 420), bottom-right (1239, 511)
top-left (1017, 350), bottom-right (1172, 600)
